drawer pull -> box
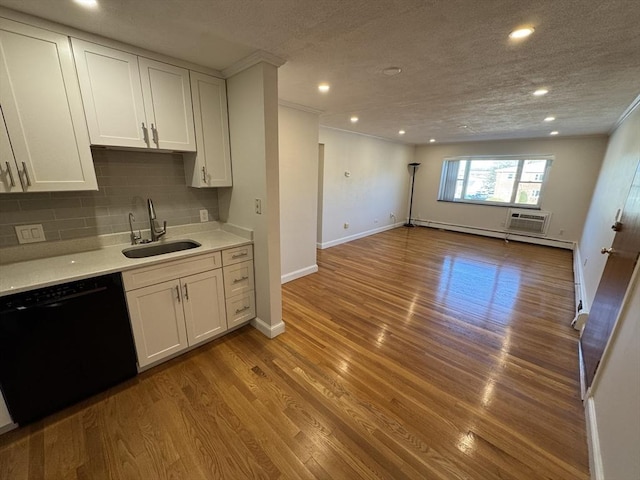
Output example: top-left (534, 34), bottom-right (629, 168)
top-left (183, 283), bottom-right (189, 300)
top-left (232, 275), bottom-right (249, 284)
top-left (231, 252), bottom-right (248, 259)
top-left (235, 305), bottom-right (250, 314)
top-left (175, 285), bottom-right (181, 303)
top-left (202, 166), bottom-right (207, 182)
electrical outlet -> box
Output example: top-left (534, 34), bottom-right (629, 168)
top-left (199, 209), bottom-right (209, 222)
top-left (390, 212), bottom-right (395, 218)
top-left (15, 224), bottom-right (46, 244)
top-left (343, 222), bottom-right (349, 229)
top-left (255, 198), bottom-right (262, 214)
top-left (559, 229), bottom-right (564, 236)
top-left (374, 218), bottom-right (379, 224)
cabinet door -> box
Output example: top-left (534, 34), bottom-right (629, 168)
top-left (186, 72), bottom-right (232, 187)
top-left (138, 58), bottom-right (196, 152)
top-left (71, 39), bottom-right (149, 149)
top-left (181, 269), bottom-right (227, 346)
top-left (0, 110), bottom-right (22, 192)
top-left (0, 20), bottom-right (97, 192)
top-left (126, 280), bottom-right (188, 368)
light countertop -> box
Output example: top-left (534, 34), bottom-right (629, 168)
top-left (0, 229), bottom-right (251, 297)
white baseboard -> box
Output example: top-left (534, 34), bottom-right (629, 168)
top-left (573, 242), bottom-right (590, 313)
top-left (281, 264), bottom-right (318, 284)
top-left (251, 317), bottom-right (286, 338)
top-left (585, 396), bottom-right (605, 480)
top-left (317, 222), bottom-right (404, 249)
top-left (414, 219), bottom-right (575, 250)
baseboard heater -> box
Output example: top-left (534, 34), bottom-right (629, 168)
top-left (506, 209), bottom-right (551, 236)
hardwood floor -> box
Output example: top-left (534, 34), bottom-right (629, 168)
top-left (0, 227), bottom-right (589, 479)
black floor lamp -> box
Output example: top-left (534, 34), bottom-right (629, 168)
top-left (404, 162), bottom-right (421, 227)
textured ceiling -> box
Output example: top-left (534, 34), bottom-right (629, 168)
top-left (2, 0), bottom-right (639, 144)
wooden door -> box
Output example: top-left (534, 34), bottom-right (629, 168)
top-left (181, 270), bottom-right (227, 346)
top-left (126, 280), bottom-right (188, 369)
top-left (581, 162), bottom-right (640, 388)
top-left (138, 58), bottom-right (196, 152)
top-left (0, 20), bottom-right (97, 192)
top-left (72, 39), bottom-right (149, 149)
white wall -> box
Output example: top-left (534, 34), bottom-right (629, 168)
top-left (413, 137), bottom-right (608, 245)
top-left (318, 127), bottom-right (414, 248)
top-left (279, 105), bottom-right (320, 283)
top-left (588, 269), bottom-right (640, 480)
top-left (582, 100), bottom-right (640, 480)
top-left (579, 104), bottom-right (640, 306)
top-left (221, 62), bottom-right (284, 338)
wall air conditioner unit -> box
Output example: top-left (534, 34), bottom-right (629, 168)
top-left (505, 209), bottom-right (551, 236)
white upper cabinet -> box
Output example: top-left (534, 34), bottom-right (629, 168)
top-left (0, 19), bottom-right (97, 192)
top-left (185, 72), bottom-right (232, 187)
top-left (71, 39), bottom-right (148, 149)
top-left (71, 39), bottom-right (196, 152)
top-left (139, 58), bottom-right (196, 152)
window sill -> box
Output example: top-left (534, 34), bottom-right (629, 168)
top-left (437, 199), bottom-right (542, 210)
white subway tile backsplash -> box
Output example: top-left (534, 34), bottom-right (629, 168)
top-left (0, 149), bottom-right (219, 248)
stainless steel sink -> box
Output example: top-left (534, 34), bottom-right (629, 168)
top-left (122, 239), bottom-right (201, 258)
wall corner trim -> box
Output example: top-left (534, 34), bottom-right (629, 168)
top-left (251, 317), bottom-right (286, 338)
top-left (281, 265), bottom-right (319, 284)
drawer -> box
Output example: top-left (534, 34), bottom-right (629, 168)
top-left (223, 260), bottom-right (254, 297)
top-left (122, 252), bottom-right (222, 291)
top-left (226, 291), bottom-right (255, 327)
top-left (222, 245), bottom-right (253, 266)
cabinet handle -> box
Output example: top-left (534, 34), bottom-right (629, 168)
top-left (21, 162), bottom-right (31, 187)
top-left (232, 275), bottom-right (249, 284)
top-left (141, 123), bottom-right (149, 146)
top-left (151, 123), bottom-right (159, 146)
top-left (235, 305), bottom-right (250, 314)
top-left (5, 162), bottom-right (15, 187)
top-left (175, 285), bottom-right (181, 303)
top-left (231, 252), bottom-right (248, 259)
top-left (183, 283), bottom-right (189, 300)
top-left (201, 166), bottom-right (207, 183)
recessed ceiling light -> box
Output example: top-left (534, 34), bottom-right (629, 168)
top-left (533, 88), bottom-right (549, 96)
top-left (544, 116), bottom-right (556, 122)
top-left (350, 116), bottom-right (359, 123)
top-left (382, 67), bottom-right (402, 76)
top-left (318, 83), bottom-right (330, 93)
top-left (398, 130), bottom-right (406, 135)
top-left (429, 138), bottom-right (436, 143)
top-left (550, 131), bottom-right (559, 136)
top-left (74, 0), bottom-right (98, 7)
top-left (509, 27), bottom-right (535, 39)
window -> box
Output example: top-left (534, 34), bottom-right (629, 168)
top-left (438, 155), bottom-right (552, 208)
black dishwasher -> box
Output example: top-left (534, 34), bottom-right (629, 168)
top-left (0, 273), bottom-right (137, 425)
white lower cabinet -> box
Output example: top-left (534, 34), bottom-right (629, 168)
top-left (221, 245), bottom-right (256, 328)
top-left (123, 252), bottom-right (227, 369)
top-left (123, 246), bottom-right (256, 370)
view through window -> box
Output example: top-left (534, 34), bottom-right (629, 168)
top-left (438, 155), bottom-right (553, 208)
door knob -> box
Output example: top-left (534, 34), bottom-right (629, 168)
top-left (600, 247), bottom-right (613, 255)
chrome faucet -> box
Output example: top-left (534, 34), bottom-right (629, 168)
top-left (128, 212), bottom-right (141, 245)
top-left (147, 198), bottom-right (167, 242)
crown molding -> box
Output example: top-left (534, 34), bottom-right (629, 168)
top-left (222, 50), bottom-right (286, 78)
top-left (611, 92), bottom-right (640, 133)
top-left (278, 100), bottom-right (323, 115)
